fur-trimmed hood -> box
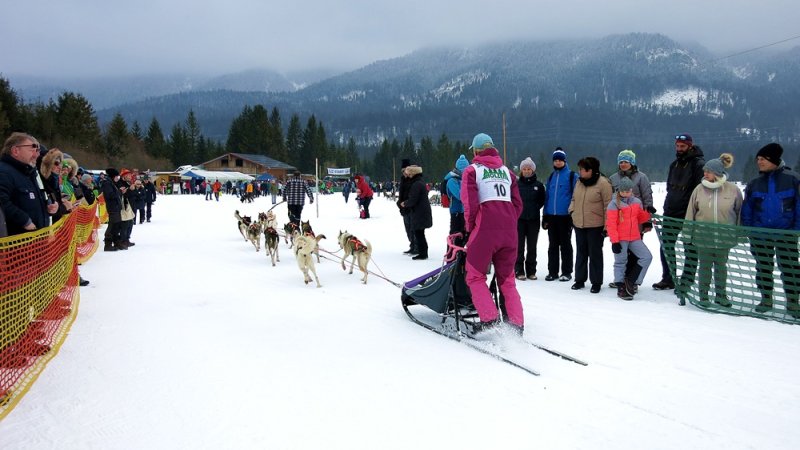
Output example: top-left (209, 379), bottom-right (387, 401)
top-left (405, 165), bottom-right (423, 177)
top-left (63, 158), bottom-right (79, 179)
top-left (38, 148), bottom-right (64, 179)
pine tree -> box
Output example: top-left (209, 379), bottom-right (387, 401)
top-left (268, 107), bottom-right (288, 161)
top-left (168, 123), bottom-right (190, 167)
top-left (300, 115), bottom-right (318, 173)
top-left (130, 120), bottom-right (143, 140)
top-left (285, 114), bottom-right (302, 169)
top-left (144, 117), bottom-right (166, 158)
top-left (346, 137), bottom-right (359, 170)
top-left (55, 92), bottom-right (101, 150)
top-left (0, 77), bottom-right (24, 135)
top-left (104, 112), bottom-right (130, 163)
top-left (185, 110), bottom-right (201, 163)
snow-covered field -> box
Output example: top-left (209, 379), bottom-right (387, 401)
top-left (1, 183), bottom-right (799, 450)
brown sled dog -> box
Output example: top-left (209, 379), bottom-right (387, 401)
top-left (337, 230), bottom-right (373, 284)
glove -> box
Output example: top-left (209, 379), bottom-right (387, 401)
top-left (641, 222), bottom-right (653, 233)
top-left (601, 229), bottom-right (608, 238)
top-left (647, 206), bottom-right (657, 214)
top-left (612, 243), bottom-right (622, 254)
top-left (541, 221), bottom-right (548, 230)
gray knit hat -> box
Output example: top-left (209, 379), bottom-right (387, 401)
top-left (703, 153), bottom-right (734, 177)
top-left (519, 157), bottom-right (536, 171)
top-left (617, 177), bottom-right (634, 192)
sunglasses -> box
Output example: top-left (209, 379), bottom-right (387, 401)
top-left (17, 143), bottom-right (40, 150)
top-left (675, 135), bottom-right (690, 141)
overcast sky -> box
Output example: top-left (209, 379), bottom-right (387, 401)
top-left (2, 0), bottom-right (799, 78)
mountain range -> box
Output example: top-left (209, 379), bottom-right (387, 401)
top-left (8, 33), bottom-right (800, 174)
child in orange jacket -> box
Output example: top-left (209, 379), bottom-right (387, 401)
top-left (606, 178), bottom-right (652, 300)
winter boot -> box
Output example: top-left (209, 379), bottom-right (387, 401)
top-left (652, 279), bottom-right (675, 290)
top-left (617, 284), bottom-right (633, 301)
top-left (755, 296), bottom-right (772, 313)
top-left (104, 242), bottom-right (117, 252)
top-left (714, 295), bottom-right (732, 307)
top-left (624, 278), bottom-right (637, 297)
top-left (115, 241), bottom-right (129, 250)
top-left (471, 318), bottom-right (500, 335)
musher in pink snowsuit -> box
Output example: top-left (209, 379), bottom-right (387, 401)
top-left (461, 133), bottom-right (524, 332)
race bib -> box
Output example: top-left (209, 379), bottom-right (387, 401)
top-left (473, 164), bottom-right (512, 203)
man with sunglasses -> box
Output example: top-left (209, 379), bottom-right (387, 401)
top-left (0, 132), bottom-right (59, 235)
top-left (654, 134), bottom-right (706, 299)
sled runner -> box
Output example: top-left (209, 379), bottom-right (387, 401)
top-left (401, 233), bottom-right (587, 373)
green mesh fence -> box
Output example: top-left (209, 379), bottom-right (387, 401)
top-left (654, 214), bottom-right (800, 324)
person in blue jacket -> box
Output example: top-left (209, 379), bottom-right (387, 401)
top-left (542, 148), bottom-right (578, 281)
top-left (741, 143), bottom-right (800, 317)
top-left (444, 154), bottom-right (469, 234)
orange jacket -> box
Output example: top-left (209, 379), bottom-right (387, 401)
top-left (606, 195), bottom-right (650, 243)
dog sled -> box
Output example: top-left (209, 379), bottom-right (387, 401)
top-left (401, 233), bottom-right (587, 372)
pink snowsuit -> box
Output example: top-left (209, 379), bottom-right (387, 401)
top-left (461, 148), bottom-right (524, 326)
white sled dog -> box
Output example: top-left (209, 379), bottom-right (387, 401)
top-left (338, 230), bottom-right (373, 284)
top-left (263, 211), bottom-right (281, 266)
top-left (235, 210), bottom-right (252, 241)
top-left (293, 231), bottom-right (326, 287)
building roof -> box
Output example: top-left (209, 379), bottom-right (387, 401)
top-left (201, 153), bottom-right (296, 171)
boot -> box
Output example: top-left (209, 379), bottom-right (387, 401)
top-left (125, 240), bottom-right (135, 247)
top-left (104, 242), bottom-right (117, 252)
top-left (652, 279), bottom-right (675, 290)
top-left (714, 295), bottom-right (732, 307)
top-left (755, 296), bottom-right (772, 313)
top-left (115, 241), bottom-right (129, 250)
top-left (617, 284), bottom-right (633, 301)
top-left (412, 254), bottom-right (428, 260)
top-left (471, 318), bottom-right (500, 335)
top-left (624, 278), bottom-right (637, 297)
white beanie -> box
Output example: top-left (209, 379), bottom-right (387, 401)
top-left (520, 157), bottom-right (536, 171)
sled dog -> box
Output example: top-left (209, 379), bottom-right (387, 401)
top-left (338, 230), bottom-right (373, 284)
top-left (283, 222), bottom-right (298, 247)
top-left (235, 210), bottom-right (252, 241)
top-left (301, 220), bottom-right (323, 263)
top-left (246, 222), bottom-right (263, 252)
top-left (264, 225), bottom-right (280, 266)
top-left (294, 232), bottom-right (327, 287)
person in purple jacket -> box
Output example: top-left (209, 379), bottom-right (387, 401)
top-left (461, 133), bottom-right (524, 334)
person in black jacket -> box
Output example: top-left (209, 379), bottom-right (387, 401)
top-left (80, 174), bottom-right (96, 205)
top-left (0, 133), bottom-right (58, 235)
top-left (654, 134), bottom-right (706, 292)
top-left (130, 179), bottom-right (147, 224)
top-left (143, 177), bottom-right (157, 222)
top-left (396, 159), bottom-right (416, 255)
top-left (515, 157), bottom-right (546, 280)
top-left (102, 168), bottom-right (125, 251)
top-left (401, 165), bottom-right (432, 260)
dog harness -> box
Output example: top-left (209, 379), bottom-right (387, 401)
top-left (349, 237), bottom-right (366, 252)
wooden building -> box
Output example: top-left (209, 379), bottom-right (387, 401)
top-left (199, 153), bottom-right (297, 181)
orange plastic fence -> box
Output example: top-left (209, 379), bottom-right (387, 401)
top-left (0, 200), bottom-right (99, 418)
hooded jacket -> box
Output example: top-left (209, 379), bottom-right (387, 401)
top-left (0, 153), bottom-right (50, 234)
top-left (606, 195), bottom-right (651, 243)
top-left (664, 145), bottom-right (706, 217)
top-left (403, 166), bottom-right (432, 230)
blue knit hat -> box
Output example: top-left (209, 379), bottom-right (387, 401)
top-left (552, 147), bottom-right (567, 162)
top-left (470, 133), bottom-right (494, 150)
top-left (617, 149), bottom-right (636, 166)
top-left (455, 154), bottom-right (469, 171)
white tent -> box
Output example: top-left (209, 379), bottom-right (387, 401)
top-left (178, 167), bottom-right (254, 182)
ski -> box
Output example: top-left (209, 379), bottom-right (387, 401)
top-left (523, 341), bottom-right (588, 366)
top-left (404, 306), bottom-right (540, 376)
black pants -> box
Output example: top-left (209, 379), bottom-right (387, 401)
top-left (413, 229), bottom-right (428, 257)
top-left (750, 238), bottom-right (800, 301)
top-left (450, 212), bottom-right (465, 235)
top-left (361, 196), bottom-right (372, 218)
top-left (516, 219), bottom-right (540, 277)
top-left (104, 212), bottom-right (122, 244)
top-left (403, 214), bottom-right (416, 252)
top-left (658, 216), bottom-right (699, 283)
top-left (547, 215), bottom-right (573, 277)
top-left (145, 202), bottom-right (153, 220)
top-left (574, 226), bottom-right (604, 285)
top-left (135, 207), bottom-right (145, 224)
top-left (288, 204), bottom-right (303, 225)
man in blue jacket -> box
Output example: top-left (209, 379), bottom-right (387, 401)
top-left (741, 143), bottom-right (800, 317)
top-left (542, 148), bottom-right (577, 282)
top-left (0, 133), bottom-right (58, 236)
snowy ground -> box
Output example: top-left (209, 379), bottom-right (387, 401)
top-left (1, 184), bottom-right (799, 450)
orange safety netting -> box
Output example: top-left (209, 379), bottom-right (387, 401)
top-left (0, 200), bottom-right (99, 418)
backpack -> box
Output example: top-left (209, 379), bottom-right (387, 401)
top-left (440, 179), bottom-right (450, 208)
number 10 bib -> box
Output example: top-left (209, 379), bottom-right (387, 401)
top-left (473, 164), bottom-right (512, 203)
